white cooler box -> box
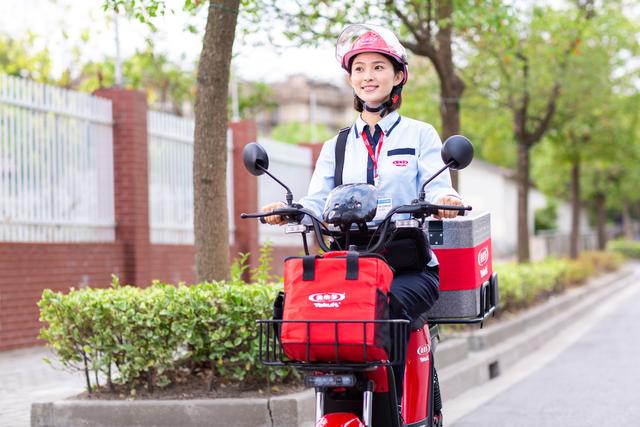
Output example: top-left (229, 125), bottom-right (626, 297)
top-left (425, 211), bottom-right (499, 322)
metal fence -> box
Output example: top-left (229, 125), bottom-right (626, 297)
top-left (531, 225), bottom-right (624, 260)
top-left (0, 74), bottom-right (115, 242)
top-left (147, 111), bottom-right (234, 244)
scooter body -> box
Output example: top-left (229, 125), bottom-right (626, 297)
top-left (403, 323), bottom-right (434, 425)
top-left (311, 322), bottom-right (437, 427)
top-left (243, 136), bottom-right (490, 427)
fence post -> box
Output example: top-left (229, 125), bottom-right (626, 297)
top-left (230, 120), bottom-right (260, 272)
top-left (94, 88), bottom-right (151, 286)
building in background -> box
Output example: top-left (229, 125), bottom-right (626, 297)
top-left (255, 74), bottom-right (354, 136)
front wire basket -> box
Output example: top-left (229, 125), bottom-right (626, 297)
top-left (257, 319), bottom-right (410, 370)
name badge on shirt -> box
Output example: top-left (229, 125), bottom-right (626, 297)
top-left (374, 196), bottom-right (392, 221)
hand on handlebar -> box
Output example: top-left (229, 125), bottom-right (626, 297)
top-left (261, 201), bottom-right (287, 225)
top-left (435, 196), bottom-right (464, 219)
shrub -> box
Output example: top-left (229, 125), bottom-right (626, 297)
top-left (607, 239), bottom-right (640, 259)
top-left (494, 250), bottom-right (623, 313)
top-left (39, 278), bottom-right (294, 394)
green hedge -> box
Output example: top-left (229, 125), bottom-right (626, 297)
top-left (39, 248), bottom-right (626, 394)
top-left (38, 278), bottom-right (294, 393)
top-left (494, 251), bottom-right (624, 312)
top-left (607, 239), bottom-right (640, 259)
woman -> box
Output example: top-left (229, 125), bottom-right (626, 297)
top-left (262, 23), bottom-right (463, 406)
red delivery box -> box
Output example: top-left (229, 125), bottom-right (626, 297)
top-left (425, 211), bottom-right (498, 320)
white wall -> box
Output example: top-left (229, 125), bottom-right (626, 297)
top-left (256, 138), bottom-right (313, 246)
top-left (458, 159), bottom-right (592, 259)
top-left (457, 160), bottom-right (517, 256)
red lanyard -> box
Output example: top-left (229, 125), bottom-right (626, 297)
top-left (361, 129), bottom-right (384, 178)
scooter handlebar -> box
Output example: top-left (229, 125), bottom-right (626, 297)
top-left (241, 202), bottom-right (472, 252)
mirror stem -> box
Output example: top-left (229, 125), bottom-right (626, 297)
top-left (257, 165), bottom-right (294, 205)
top-left (418, 160), bottom-right (455, 201)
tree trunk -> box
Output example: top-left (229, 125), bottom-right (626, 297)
top-left (434, 0), bottom-right (465, 191)
top-left (569, 155), bottom-right (581, 259)
top-left (516, 141), bottom-right (530, 262)
top-left (439, 79), bottom-right (464, 190)
top-left (193, 0), bottom-right (240, 282)
top-left (622, 199), bottom-right (633, 240)
top-left (594, 192), bottom-right (606, 250)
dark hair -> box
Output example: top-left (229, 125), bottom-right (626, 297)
top-left (349, 54), bottom-right (404, 113)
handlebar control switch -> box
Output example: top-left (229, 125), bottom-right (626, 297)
top-left (286, 224), bottom-right (308, 234)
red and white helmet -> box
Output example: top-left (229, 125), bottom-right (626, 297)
top-left (336, 23), bottom-right (408, 85)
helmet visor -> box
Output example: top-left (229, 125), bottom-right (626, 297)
top-left (336, 24), bottom-right (407, 69)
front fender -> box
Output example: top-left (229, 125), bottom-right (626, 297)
top-left (316, 412), bottom-right (365, 427)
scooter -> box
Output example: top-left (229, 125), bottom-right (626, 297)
top-left (241, 135), bottom-right (497, 427)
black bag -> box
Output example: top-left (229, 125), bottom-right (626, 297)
top-left (330, 227), bottom-right (431, 274)
top-left (379, 227), bottom-right (432, 274)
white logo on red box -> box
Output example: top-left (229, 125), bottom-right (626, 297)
top-left (418, 344), bottom-right (430, 362)
top-left (477, 247), bottom-right (489, 266)
top-left (309, 292), bottom-right (345, 308)
top-left (417, 344), bottom-right (430, 355)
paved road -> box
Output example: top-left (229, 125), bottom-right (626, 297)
top-left (0, 347), bottom-right (85, 427)
top-left (450, 271), bottom-right (640, 427)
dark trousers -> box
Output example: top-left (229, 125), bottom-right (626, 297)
top-left (389, 267), bottom-right (439, 402)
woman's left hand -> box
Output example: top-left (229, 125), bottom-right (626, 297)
top-left (435, 196), bottom-right (464, 219)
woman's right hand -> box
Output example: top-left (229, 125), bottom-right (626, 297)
top-left (261, 201), bottom-right (287, 225)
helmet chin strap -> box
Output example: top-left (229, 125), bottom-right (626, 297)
top-left (356, 85), bottom-right (403, 119)
top-left (363, 102), bottom-right (386, 114)
top-left (357, 96), bottom-right (389, 117)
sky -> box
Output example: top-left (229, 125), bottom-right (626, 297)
top-left (0, 0), bottom-right (344, 84)
top-left (1, 1), bottom-right (638, 87)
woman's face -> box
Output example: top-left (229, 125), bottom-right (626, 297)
top-left (348, 52), bottom-right (403, 107)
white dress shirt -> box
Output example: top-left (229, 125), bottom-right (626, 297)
top-left (299, 110), bottom-right (460, 219)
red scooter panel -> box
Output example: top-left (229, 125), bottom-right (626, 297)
top-left (316, 412), bottom-right (365, 427)
top-left (402, 325), bottom-right (432, 423)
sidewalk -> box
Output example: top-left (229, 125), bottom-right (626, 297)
top-left (0, 347), bottom-right (85, 427)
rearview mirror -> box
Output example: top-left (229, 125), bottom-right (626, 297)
top-left (441, 135), bottom-right (474, 170)
top-left (242, 142), bottom-right (269, 176)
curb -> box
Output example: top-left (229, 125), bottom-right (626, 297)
top-left (31, 266), bottom-right (636, 427)
top-left (31, 390), bottom-right (317, 427)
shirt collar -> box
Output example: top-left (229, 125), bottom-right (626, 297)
top-left (353, 110), bottom-right (401, 139)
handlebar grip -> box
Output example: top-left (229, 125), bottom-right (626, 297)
top-left (240, 212), bottom-right (269, 221)
top-left (240, 209), bottom-right (298, 223)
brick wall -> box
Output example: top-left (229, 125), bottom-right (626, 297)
top-left (230, 121), bottom-right (260, 272)
top-left (148, 245), bottom-right (197, 284)
top-left (0, 243), bottom-right (126, 349)
top-left (0, 89), bottom-right (264, 352)
top-left (95, 89), bottom-right (151, 287)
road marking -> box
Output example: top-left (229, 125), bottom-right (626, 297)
top-left (446, 269), bottom-right (640, 426)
